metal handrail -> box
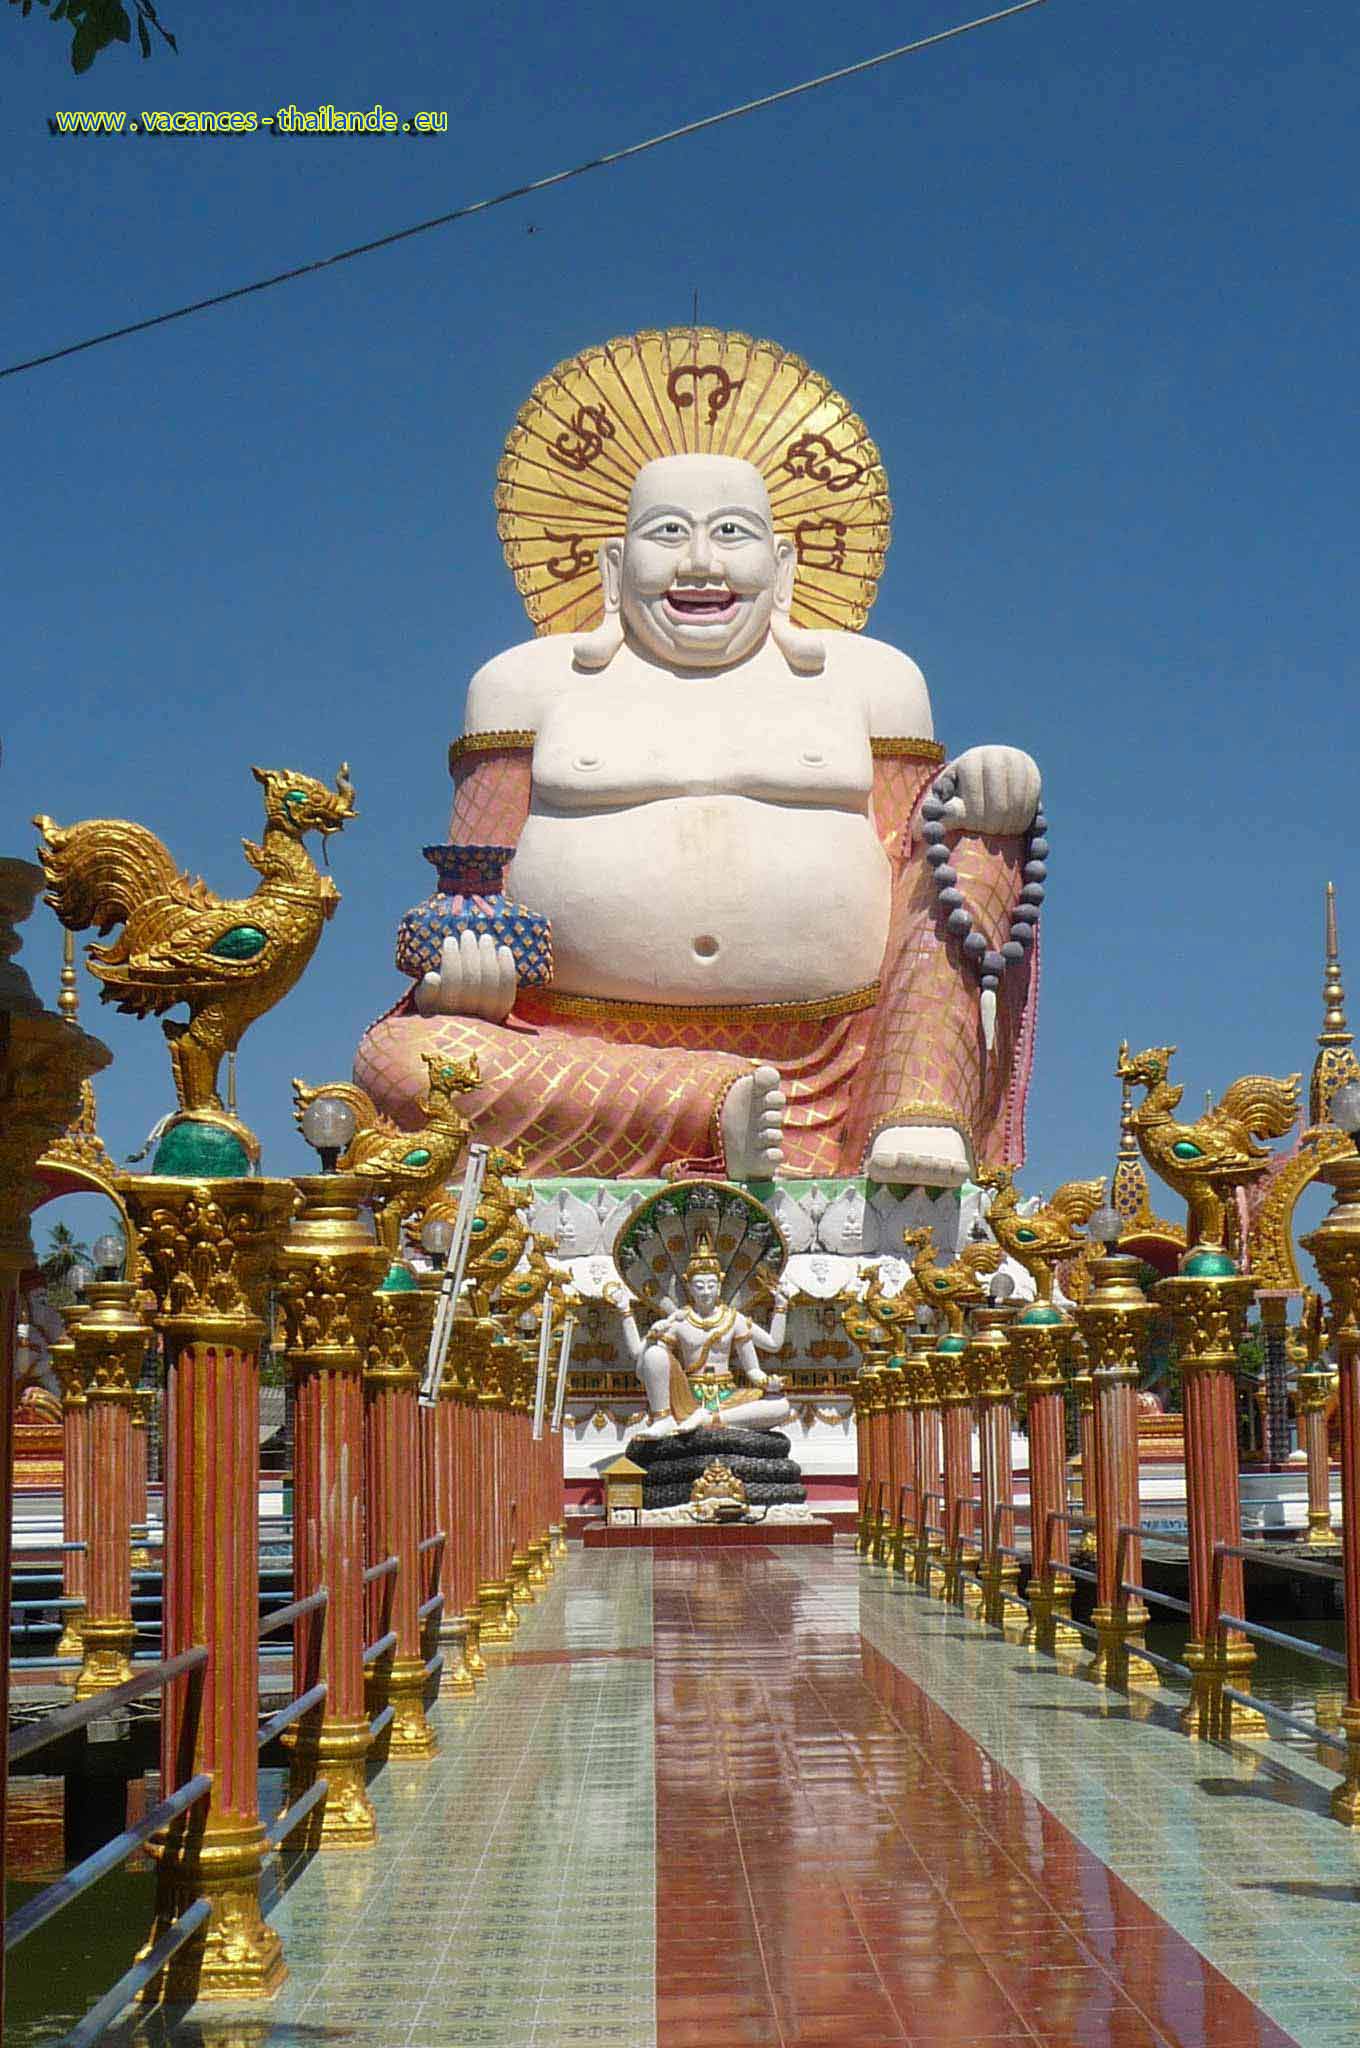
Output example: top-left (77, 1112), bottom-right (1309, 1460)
top-left (1121, 1581), bottom-right (1192, 1618)
top-left (363, 1629), bottom-right (399, 1667)
top-left (257, 1682), bottom-right (328, 1749)
top-left (362, 1554), bottom-right (399, 1587)
top-left (417, 1592), bottom-right (444, 1623)
top-left (10, 1596), bottom-right (84, 1613)
top-left (258, 1588), bottom-right (328, 1638)
top-left (1216, 1611), bottom-right (1348, 1672)
top-left (369, 1703), bottom-right (395, 1741)
top-left (55, 1896), bottom-right (210, 2048)
top-left (8, 1647), bottom-right (208, 1766)
top-left (418, 1531), bottom-right (446, 1556)
top-left (6, 1773), bottom-right (212, 1951)
top-left (264, 1776), bottom-right (329, 1851)
top-left (1221, 1686), bottom-right (1347, 1751)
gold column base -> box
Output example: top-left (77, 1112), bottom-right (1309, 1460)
top-left (74, 1616), bottom-right (137, 1698)
top-left (1082, 1608), bottom-right (1160, 1704)
top-left (1024, 1580), bottom-right (1084, 1662)
top-left (463, 1610), bottom-right (488, 1678)
top-left (1180, 1639), bottom-right (1270, 1742)
top-left (527, 1537), bottom-right (551, 1587)
top-left (1329, 1709), bottom-right (1360, 1824)
top-left (509, 1551), bottom-right (536, 1605)
top-left (440, 1635), bottom-right (478, 1699)
top-left (550, 1521), bottom-right (567, 1560)
top-left (887, 1527), bottom-right (909, 1578)
top-left (283, 1721), bottom-right (377, 1847)
top-left (143, 1819), bottom-right (285, 2002)
top-left (54, 1606), bottom-right (85, 1665)
top-left (131, 1528), bottom-right (153, 1570)
top-left (477, 1581), bottom-right (515, 1643)
top-left (369, 1658), bottom-right (437, 1759)
top-left (1302, 1512), bottom-right (1338, 1551)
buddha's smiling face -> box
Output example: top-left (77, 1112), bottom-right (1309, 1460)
top-left (687, 1270), bottom-right (722, 1312)
top-left (603, 456), bottom-right (795, 670)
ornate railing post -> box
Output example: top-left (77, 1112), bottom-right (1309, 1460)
top-left (276, 1174), bottom-right (389, 1846)
top-left (130, 1387), bottom-right (155, 1568)
top-left (0, 856), bottom-right (110, 2023)
top-left (967, 1305), bottom-right (1025, 1637)
top-left (51, 1307), bottom-right (90, 1665)
top-left (363, 1266), bottom-right (438, 1758)
top-left (121, 1171), bottom-right (296, 1997)
top-left (71, 1282), bottom-right (147, 1697)
top-left (1301, 1133), bottom-right (1360, 1818)
top-left (1010, 1306), bottom-right (1081, 1659)
top-left (420, 1274), bottom-right (478, 1694)
top-left (933, 1333), bottom-right (974, 1605)
top-left (908, 1330), bottom-right (943, 1589)
top-left (1156, 1249), bottom-right (1267, 1741)
top-left (505, 1342), bottom-right (536, 1609)
top-left (1295, 1365), bottom-right (1337, 1550)
top-left (1069, 1332), bottom-right (1098, 1559)
top-left (1073, 1246), bottom-right (1158, 1693)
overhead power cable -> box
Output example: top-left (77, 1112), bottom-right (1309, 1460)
top-left (3, 2), bottom-right (1048, 382)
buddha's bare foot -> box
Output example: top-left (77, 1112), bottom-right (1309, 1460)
top-left (867, 1123), bottom-right (970, 1188)
top-left (634, 1412), bottom-right (678, 1441)
top-left (722, 1064), bottom-right (786, 1179)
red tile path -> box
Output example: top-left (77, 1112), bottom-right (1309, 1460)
top-left (652, 1549), bottom-right (1299, 2048)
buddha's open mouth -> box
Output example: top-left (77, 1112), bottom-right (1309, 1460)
top-left (663, 586), bottom-right (741, 624)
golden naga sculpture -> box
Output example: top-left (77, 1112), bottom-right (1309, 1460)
top-left (902, 1226), bottom-right (1002, 1332)
top-left (850, 1264), bottom-right (923, 1353)
top-left (1115, 1042), bottom-right (1301, 1255)
top-left (35, 765), bottom-right (357, 1115)
top-left (975, 1165), bottom-right (1105, 1301)
top-left (463, 1146), bottom-right (535, 1313)
top-left (291, 1051), bottom-right (478, 1253)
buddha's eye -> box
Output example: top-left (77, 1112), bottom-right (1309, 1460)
top-left (646, 520), bottom-right (686, 539)
top-left (714, 520), bottom-right (748, 540)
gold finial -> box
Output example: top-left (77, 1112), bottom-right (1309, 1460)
top-left (58, 927), bottom-right (78, 1022)
top-left (226, 1050), bottom-right (238, 1116)
top-left (685, 1231), bottom-right (722, 1282)
top-left (1311, 881), bottom-right (1360, 1125)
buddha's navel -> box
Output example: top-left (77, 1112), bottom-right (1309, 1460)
top-left (692, 934), bottom-right (720, 961)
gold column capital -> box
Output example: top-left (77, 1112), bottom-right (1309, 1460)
top-left (276, 1174), bottom-right (389, 1368)
top-left (71, 1280), bottom-right (148, 1399)
top-left (118, 1173), bottom-right (296, 1342)
top-left (1072, 1252), bottom-right (1154, 1381)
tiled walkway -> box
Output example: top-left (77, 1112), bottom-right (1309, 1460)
top-left (118, 1545), bottom-right (1360, 2048)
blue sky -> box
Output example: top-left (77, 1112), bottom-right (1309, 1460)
top-left (4, 0), bottom-right (1356, 1220)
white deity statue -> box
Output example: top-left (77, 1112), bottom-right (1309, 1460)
top-left (607, 1235), bottom-right (793, 1440)
top-left (358, 329), bottom-right (1043, 1189)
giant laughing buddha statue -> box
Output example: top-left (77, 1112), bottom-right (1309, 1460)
top-left (356, 330), bottom-right (1044, 1188)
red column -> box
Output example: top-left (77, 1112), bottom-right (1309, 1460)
top-left (52, 1317), bottom-right (90, 1665)
top-left (130, 1388), bottom-right (153, 1566)
top-left (1009, 1309), bottom-right (1079, 1655)
top-left (1302, 1156), bottom-right (1360, 1819)
top-left (123, 1172), bottom-right (295, 1998)
top-left (72, 1283), bottom-right (144, 1699)
top-left (1075, 1254), bottom-right (1156, 1691)
top-left (364, 1276), bottom-right (437, 1758)
top-left (1157, 1262), bottom-right (1263, 1740)
top-left (278, 1175), bottom-right (389, 1847)
top-left (935, 1336), bottom-right (973, 1602)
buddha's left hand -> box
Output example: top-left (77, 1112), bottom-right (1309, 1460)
top-left (930, 745), bottom-right (1040, 838)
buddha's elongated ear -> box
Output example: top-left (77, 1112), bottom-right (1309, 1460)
top-left (574, 539), bottom-right (625, 670)
top-left (769, 536), bottom-right (826, 674)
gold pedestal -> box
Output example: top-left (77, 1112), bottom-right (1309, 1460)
top-left (1329, 1707), bottom-right (1360, 1824)
top-left (527, 1537), bottom-right (551, 1587)
top-left (371, 1656), bottom-right (437, 1759)
top-left (1180, 1638), bottom-right (1269, 1742)
top-left (1083, 1607), bottom-right (1160, 1700)
top-left (54, 1604), bottom-right (84, 1665)
top-left (463, 1609), bottom-right (488, 1678)
top-left (550, 1521), bottom-right (567, 1560)
top-left (74, 1616), bottom-right (136, 1698)
top-left (441, 1629), bottom-right (478, 1699)
top-left (1024, 1576), bottom-right (1084, 1661)
top-left (283, 1721), bottom-right (377, 1847)
top-left (477, 1581), bottom-right (515, 1644)
top-left (508, 1551), bottom-right (535, 1607)
top-left (144, 1819), bottom-right (285, 2000)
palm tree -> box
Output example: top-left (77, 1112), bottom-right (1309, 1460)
top-left (40, 1222), bottom-right (93, 1305)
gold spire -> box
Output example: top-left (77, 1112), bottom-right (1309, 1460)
top-left (58, 928), bottom-right (78, 1022)
top-left (1310, 882), bottom-right (1360, 1125)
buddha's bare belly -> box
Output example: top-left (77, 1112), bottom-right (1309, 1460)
top-left (509, 795), bottom-right (890, 1005)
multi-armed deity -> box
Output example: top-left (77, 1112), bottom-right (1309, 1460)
top-left (356, 329), bottom-right (1044, 1192)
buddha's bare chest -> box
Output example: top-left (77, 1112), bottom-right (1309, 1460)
top-left (531, 664), bottom-right (872, 810)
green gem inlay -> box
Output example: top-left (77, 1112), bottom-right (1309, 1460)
top-left (1172, 1140), bottom-right (1203, 1159)
top-left (401, 1147), bottom-right (432, 1167)
top-left (209, 924), bottom-right (268, 961)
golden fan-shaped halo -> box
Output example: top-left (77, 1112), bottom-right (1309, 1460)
top-left (496, 327), bottom-right (892, 637)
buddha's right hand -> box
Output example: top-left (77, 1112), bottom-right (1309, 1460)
top-left (414, 931), bottom-right (518, 1022)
